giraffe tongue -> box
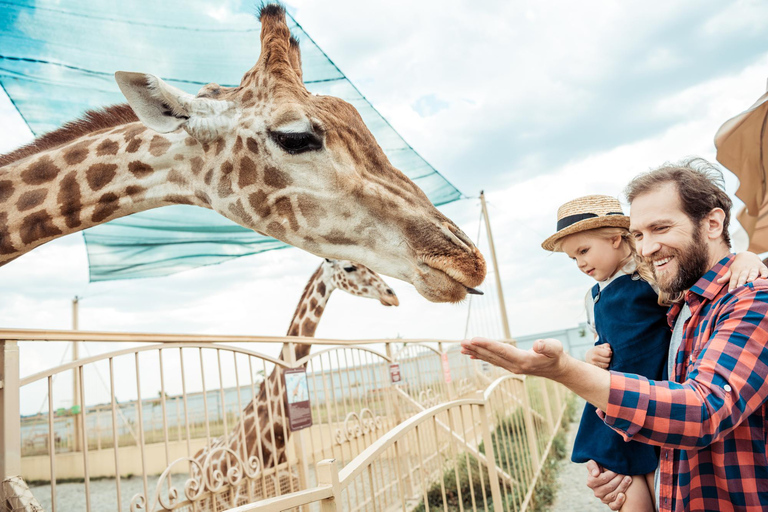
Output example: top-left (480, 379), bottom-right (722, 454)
top-left (466, 287), bottom-right (484, 295)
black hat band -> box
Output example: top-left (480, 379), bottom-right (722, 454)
top-left (556, 212), bottom-right (624, 231)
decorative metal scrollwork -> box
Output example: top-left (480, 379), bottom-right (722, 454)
top-left (130, 445), bottom-right (261, 511)
top-left (335, 408), bottom-right (383, 444)
top-left (418, 388), bottom-right (440, 408)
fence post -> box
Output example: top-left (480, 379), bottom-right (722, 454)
top-left (316, 459), bottom-right (339, 512)
top-left (478, 402), bottom-right (504, 510)
top-left (283, 342), bottom-right (310, 496)
top-left (520, 377), bottom-right (541, 470)
top-left (0, 340), bottom-right (20, 479)
top-left (540, 382), bottom-right (554, 434)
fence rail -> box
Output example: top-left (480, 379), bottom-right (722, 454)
top-left (0, 328), bottom-right (566, 512)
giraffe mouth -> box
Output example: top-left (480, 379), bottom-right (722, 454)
top-left (379, 295), bottom-right (400, 307)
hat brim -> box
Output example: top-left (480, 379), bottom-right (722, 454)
top-left (541, 215), bottom-right (630, 252)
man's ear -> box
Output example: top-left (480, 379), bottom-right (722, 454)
top-left (703, 208), bottom-right (726, 241)
top-left (115, 72), bottom-right (234, 142)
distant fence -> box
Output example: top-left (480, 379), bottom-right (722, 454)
top-left (0, 329), bottom-right (538, 512)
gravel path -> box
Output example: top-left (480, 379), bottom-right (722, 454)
top-left (550, 399), bottom-right (605, 512)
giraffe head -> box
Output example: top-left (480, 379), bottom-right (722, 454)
top-left (114, 4), bottom-right (485, 303)
top-left (322, 258), bottom-right (399, 307)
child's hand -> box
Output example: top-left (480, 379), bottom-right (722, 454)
top-left (718, 252), bottom-right (768, 291)
top-left (585, 344), bottom-right (612, 369)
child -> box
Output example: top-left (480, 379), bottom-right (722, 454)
top-left (541, 194), bottom-right (765, 512)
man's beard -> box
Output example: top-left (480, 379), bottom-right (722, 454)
top-left (652, 226), bottom-right (710, 295)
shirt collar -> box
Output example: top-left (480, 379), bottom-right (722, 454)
top-left (688, 253), bottom-right (734, 301)
top-left (598, 259), bottom-right (637, 291)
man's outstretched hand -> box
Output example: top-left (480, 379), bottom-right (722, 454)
top-left (460, 337), bottom-right (569, 379)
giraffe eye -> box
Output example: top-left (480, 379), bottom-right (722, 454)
top-left (270, 131), bottom-right (322, 154)
top-left (344, 266), bottom-right (357, 272)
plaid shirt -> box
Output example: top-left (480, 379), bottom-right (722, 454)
top-left (602, 254), bottom-right (768, 511)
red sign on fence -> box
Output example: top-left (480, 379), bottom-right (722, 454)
top-left (389, 363), bottom-right (401, 383)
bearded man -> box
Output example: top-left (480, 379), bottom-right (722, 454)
top-left (462, 160), bottom-right (768, 512)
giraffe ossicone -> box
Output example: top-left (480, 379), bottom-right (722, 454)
top-left (0, 3), bottom-right (485, 302)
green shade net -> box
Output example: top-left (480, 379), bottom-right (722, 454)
top-left (0, 0), bottom-right (462, 281)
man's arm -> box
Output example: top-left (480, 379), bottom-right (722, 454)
top-left (461, 337), bottom-right (611, 409)
top-left (462, 285), bottom-right (768, 449)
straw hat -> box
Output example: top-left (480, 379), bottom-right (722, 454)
top-left (541, 195), bottom-right (630, 252)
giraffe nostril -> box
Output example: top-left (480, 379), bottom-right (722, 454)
top-left (386, 289), bottom-right (394, 295)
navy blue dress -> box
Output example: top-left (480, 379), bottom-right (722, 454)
top-left (570, 273), bottom-right (670, 475)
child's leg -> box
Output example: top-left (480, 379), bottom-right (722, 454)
top-left (619, 474), bottom-right (655, 512)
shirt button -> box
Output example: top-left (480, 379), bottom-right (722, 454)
top-left (724, 384), bottom-right (732, 392)
top-left (665, 451), bottom-right (668, 460)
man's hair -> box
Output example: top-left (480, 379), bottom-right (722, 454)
top-left (624, 157), bottom-right (732, 247)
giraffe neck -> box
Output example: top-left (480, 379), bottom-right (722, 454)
top-left (285, 264), bottom-right (333, 360)
top-left (0, 124), bottom-right (209, 265)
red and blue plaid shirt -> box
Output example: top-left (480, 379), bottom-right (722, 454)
top-left (602, 254), bottom-right (768, 511)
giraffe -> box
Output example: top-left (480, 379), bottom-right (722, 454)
top-left (0, 4), bottom-right (485, 303)
top-left (191, 258), bottom-right (398, 504)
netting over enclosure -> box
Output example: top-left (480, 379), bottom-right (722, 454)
top-left (0, 0), bottom-right (462, 280)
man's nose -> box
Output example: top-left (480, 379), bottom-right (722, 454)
top-left (639, 237), bottom-right (659, 258)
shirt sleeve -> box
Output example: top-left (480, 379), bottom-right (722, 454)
top-left (601, 285), bottom-right (768, 449)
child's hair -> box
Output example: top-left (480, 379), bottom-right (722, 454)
top-left (555, 226), bottom-right (681, 306)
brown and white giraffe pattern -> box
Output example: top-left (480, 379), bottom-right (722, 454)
top-left (0, 4), bottom-right (485, 304)
top-left (191, 258), bottom-right (398, 490)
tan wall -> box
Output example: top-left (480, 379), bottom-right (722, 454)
top-left (22, 438), bottom-right (209, 482)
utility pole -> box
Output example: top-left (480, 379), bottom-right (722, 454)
top-left (479, 192), bottom-right (512, 340)
top-left (72, 296), bottom-right (83, 452)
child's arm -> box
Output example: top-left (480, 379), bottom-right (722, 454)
top-left (717, 251), bottom-right (768, 290)
top-left (585, 344), bottom-right (612, 369)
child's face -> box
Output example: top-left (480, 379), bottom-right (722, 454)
top-left (560, 232), bottom-right (626, 282)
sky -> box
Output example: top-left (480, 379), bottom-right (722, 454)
top-left (2, 1), bottom-right (768, 414)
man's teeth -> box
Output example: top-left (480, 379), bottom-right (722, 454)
top-left (654, 257), bottom-right (672, 267)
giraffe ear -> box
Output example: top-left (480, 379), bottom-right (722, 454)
top-left (115, 72), bottom-right (193, 133)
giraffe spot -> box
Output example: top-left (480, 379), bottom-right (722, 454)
top-left (242, 90), bottom-right (254, 104)
top-left (274, 196), bottom-right (299, 231)
top-left (149, 135), bottom-right (172, 157)
top-left (238, 156), bottom-right (258, 188)
top-left (218, 175), bottom-right (233, 198)
top-left (204, 169), bottom-right (214, 186)
top-left (324, 229), bottom-right (355, 245)
top-left (297, 195), bottom-right (326, 228)
top-left (62, 141), bottom-right (90, 166)
top-left (214, 139), bottom-right (226, 156)
top-left (287, 325), bottom-right (299, 336)
top-left (86, 163), bottom-right (118, 191)
top-left (221, 161), bottom-right (234, 175)
top-left (184, 137), bottom-right (198, 146)
top-left (96, 139), bottom-right (120, 156)
top-left (317, 282), bottom-right (326, 296)
top-left (234, 136), bottom-right (243, 154)
top-left (248, 190), bottom-right (270, 218)
top-left (126, 137), bottom-right (142, 153)
top-left (315, 304), bottom-right (324, 316)
top-left (0, 213), bottom-right (16, 255)
top-left (0, 181), bottom-right (13, 202)
top-left (164, 194), bottom-right (195, 205)
top-left (58, 171), bottom-right (82, 229)
top-left (228, 199), bottom-right (254, 224)
top-left (19, 210), bottom-right (62, 245)
top-left (263, 165), bottom-right (292, 190)
top-left (309, 297), bottom-right (318, 310)
top-left (298, 303), bottom-right (307, 319)
top-left (195, 191), bottom-right (211, 206)
top-left (16, 189), bottom-right (47, 212)
top-left (21, 157), bottom-right (59, 185)
top-left (301, 317), bottom-right (315, 335)
top-left (167, 169), bottom-right (186, 185)
top-left (173, 154), bottom-right (184, 161)
top-left (125, 185), bottom-right (146, 198)
top-left (266, 221), bottom-right (286, 240)
top-left (91, 192), bottom-right (120, 223)
top-left (122, 125), bottom-right (145, 143)
top-left (246, 137), bottom-right (260, 155)
top-left (128, 161), bottom-right (154, 178)
top-left (190, 157), bottom-right (204, 176)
